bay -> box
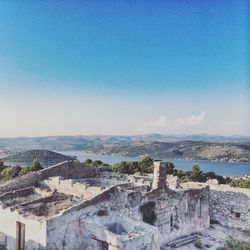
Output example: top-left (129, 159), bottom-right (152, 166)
top-left (58, 151), bottom-right (250, 177)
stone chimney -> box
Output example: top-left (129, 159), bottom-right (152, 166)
top-left (152, 160), bottom-right (167, 190)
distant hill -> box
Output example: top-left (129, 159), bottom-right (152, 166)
top-left (0, 134), bottom-right (249, 153)
top-left (1, 150), bottom-right (75, 167)
top-left (87, 141), bottom-right (250, 163)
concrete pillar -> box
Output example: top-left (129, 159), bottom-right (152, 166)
top-left (152, 161), bottom-right (167, 190)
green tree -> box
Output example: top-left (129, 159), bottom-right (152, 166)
top-left (84, 159), bottom-right (92, 166)
top-left (31, 160), bottom-right (43, 171)
top-left (91, 160), bottom-right (103, 167)
top-left (166, 161), bottom-right (175, 174)
top-left (139, 156), bottom-right (154, 173)
top-left (191, 164), bottom-right (202, 181)
top-left (119, 161), bottom-right (130, 174)
top-left (126, 161), bottom-right (139, 174)
top-left (112, 163), bottom-right (121, 172)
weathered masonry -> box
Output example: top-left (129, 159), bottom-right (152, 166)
top-left (209, 184), bottom-right (250, 231)
top-left (2, 159), bottom-right (243, 250)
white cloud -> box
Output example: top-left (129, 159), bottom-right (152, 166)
top-left (174, 111), bottom-right (206, 128)
top-left (143, 115), bottom-right (169, 129)
top-left (143, 111), bottom-right (206, 131)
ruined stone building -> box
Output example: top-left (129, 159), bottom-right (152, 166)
top-left (0, 160), bottom-right (249, 250)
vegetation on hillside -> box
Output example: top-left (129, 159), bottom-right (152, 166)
top-left (88, 141), bottom-right (250, 163)
top-left (1, 150), bottom-right (75, 168)
top-left (0, 160), bottom-right (43, 181)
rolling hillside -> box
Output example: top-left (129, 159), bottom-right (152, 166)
top-left (0, 134), bottom-right (249, 153)
top-left (1, 150), bottom-right (75, 167)
top-left (87, 141), bottom-right (250, 163)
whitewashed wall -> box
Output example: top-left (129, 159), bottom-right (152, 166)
top-left (0, 206), bottom-right (47, 249)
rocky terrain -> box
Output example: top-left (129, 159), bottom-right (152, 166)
top-left (1, 150), bottom-right (75, 167)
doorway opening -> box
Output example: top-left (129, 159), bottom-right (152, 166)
top-left (16, 221), bottom-right (25, 250)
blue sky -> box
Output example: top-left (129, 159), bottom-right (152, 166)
top-left (0, 1), bottom-right (249, 137)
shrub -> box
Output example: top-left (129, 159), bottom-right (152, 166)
top-left (84, 159), bottom-right (92, 166)
top-left (0, 166), bottom-right (22, 180)
top-left (217, 237), bottom-right (250, 250)
top-left (91, 160), bottom-right (103, 167)
top-left (112, 163), bottom-right (121, 172)
top-left (229, 178), bottom-right (250, 189)
top-left (20, 166), bottom-right (32, 175)
top-left (31, 160), bottom-right (43, 171)
top-left (239, 178), bottom-right (250, 189)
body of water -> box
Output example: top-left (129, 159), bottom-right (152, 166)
top-left (58, 151), bottom-right (250, 177)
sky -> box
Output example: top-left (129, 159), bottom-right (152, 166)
top-left (0, 0), bottom-right (249, 137)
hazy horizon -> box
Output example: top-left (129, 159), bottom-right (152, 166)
top-left (1, 1), bottom-right (249, 137)
top-left (1, 132), bottom-right (250, 140)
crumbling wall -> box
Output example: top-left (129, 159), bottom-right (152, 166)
top-left (46, 186), bottom-right (119, 250)
top-left (0, 161), bottom-right (96, 194)
top-left (39, 161), bottom-right (96, 180)
top-left (43, 177), bottom-right (106, 199)
top-left (154, 188), bottom-right (209, 242)
top-left (114, 187), bottom-right (210, 244)
top-left (46, 184), bottom-right (160, 250)
top-left (80, 215), bottom-right (160, 250)
top-left (0, 172), bottom-right (39, 194)
top-left (45, 181), bottom-right (209, 249)
top-left (166, 175), bottom-right (180, 189)
top-left (210, 185), bottom-right (250, 232)
top-left (152, 161), bottom-right (167, 190)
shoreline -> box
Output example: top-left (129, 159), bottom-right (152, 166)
top-left (82, 151), bottom-right (250, 164)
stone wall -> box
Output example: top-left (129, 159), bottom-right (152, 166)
top-left (0, 161), bottom-right (96, 194)
top-left (166, 175), bottom-right (180, 189)
top-left (43, 177), bottom-right (107, 199)
top-left (39, 161), bottom-right (96, 181)
top-left (46, 184), bottom-right (159, 250)
top-left (152, 161), bottom-right (167, 190)
top-left (209, 184), bottom-right (250, 232)
top-left (120, 187), bottom-right (210, 244)
top-left (46, 186), bottom-right (121, 250)
top-left (0, 172), bottom-right (39, 194)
